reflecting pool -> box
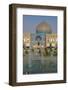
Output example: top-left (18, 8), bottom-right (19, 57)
top-left (23, 51), bottom-right (57, 75)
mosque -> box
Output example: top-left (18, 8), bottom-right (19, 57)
top-left (23, 22), bottom-right (57, 56)
top-left (31, 22), bottom-right (52, 49)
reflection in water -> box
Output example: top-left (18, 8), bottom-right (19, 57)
top-left (23, 51), bottom-right (57, 75)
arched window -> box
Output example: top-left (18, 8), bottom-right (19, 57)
top-left (35, 36), bottom-right (42, 41)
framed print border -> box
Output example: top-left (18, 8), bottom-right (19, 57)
top-left (9, 4), bottom-right (66, 86)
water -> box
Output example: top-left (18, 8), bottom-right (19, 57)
top-left (23, 52), bottom-right (57, 75)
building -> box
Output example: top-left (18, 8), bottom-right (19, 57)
top-left (23, 22), bottom-right (52, 49)
top-left (23, 32), bottom-right (31, 48)
top-left (31, 22), bottom-right (52, 49)
top-left (23, 22), bottom-right (57, 56)
top-left (46, 33), bottom-right (57, 48)
top-left (30, 22), bottom-right (52, 55)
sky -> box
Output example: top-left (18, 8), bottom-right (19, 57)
top-left (23, 15), bottom-right (57, 33)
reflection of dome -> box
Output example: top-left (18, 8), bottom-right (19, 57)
top-left (36, 22), bottom-right (52, 33)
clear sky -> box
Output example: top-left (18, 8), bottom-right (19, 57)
top-left (23, 15), bottom-right (57, 33)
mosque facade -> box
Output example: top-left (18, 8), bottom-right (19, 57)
top-left (23, 22), bottom-right (57, 56)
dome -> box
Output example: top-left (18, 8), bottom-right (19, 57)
top-left (36, 22), bottom-right (52, 33)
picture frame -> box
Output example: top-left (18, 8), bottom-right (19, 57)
top-left (9, 4), bottom-right (66, 86)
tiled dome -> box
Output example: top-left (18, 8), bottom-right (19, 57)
top-left (36, 22), bottom-right (52, 33)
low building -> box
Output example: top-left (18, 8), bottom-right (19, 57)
top-left (23, 32), bottom-right (31, 48)
top-left (46, 33), bottom-right (57, 48)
